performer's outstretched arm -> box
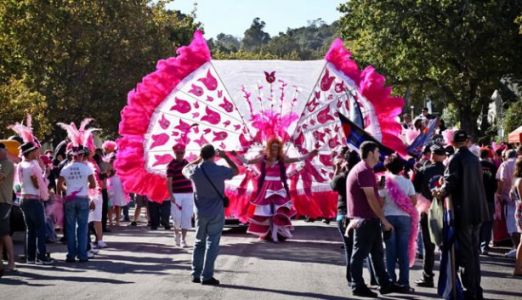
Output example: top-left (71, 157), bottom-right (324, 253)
top-left (230, 151), bottom-right (262, 165)
top-left (284, 149), bottom-right (319, 164)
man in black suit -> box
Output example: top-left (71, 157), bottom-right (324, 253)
top-left (436, 130), bottom-right (490, 300)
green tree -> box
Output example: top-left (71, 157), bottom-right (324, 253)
top-left (241, 17), bottom-right (271, 51)
top-left (263, 19), bottom-right (339, 60)
top-left (338, 0), bottom-right (522, 139)
top-left (503, 98), bottom-right (522, 135)
top-left (0, 76), bottom-right (49, 138)
top-left (0, 0), bottom-right (197, 141)
top-left (213, 49), bottom-right (279, 60)
top-left (210, 33), bottom-right (241, 53)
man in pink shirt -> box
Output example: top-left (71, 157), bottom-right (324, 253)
top-left (346, 141), bottom-right (395, 297)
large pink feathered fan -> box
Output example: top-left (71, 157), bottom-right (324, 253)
top-left (117, 31), bottom-right (405, 221)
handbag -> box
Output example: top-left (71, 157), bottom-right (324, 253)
top-left (428, 197), bottom-right (444, 246)
top-left (200, 165), bottom-right (229, 208)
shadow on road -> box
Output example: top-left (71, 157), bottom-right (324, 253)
top-left (0, 269), bottom-right (134, 286)
top-left (219, 283), bottom-right (349, 300)
top-left (219, 224), bottom-right (345, 266)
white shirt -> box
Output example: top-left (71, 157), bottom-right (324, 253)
top-left (60, 162), bottom-right (93, 197)
top-left (381, 174), bottom-right (416, 217)
top-left (17, 160), bottom-right (39, 196)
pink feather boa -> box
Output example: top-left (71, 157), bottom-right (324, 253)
top-left (385, 174), bottom-right (419, 267)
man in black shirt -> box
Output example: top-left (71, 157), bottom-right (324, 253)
top-left (479, 149), bottom-right (497, 255)
top-left (330, 147), bottom-right (362, 284)
top-left (413, 143), bottom-right (446, 287)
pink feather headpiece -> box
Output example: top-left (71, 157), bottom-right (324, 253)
top-left (57, 118), bottom-right (99, 151)
top-left (250, 110), bottom-right (299, 143)
top-left (102, 140), bottom-right (117, 153)
top-left (8, 114), bottom-right (39, 146)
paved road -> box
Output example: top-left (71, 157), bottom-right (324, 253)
top-left (1, 220), bottom-right (521, 299)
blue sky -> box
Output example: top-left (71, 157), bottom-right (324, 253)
top-left (167, 0), bottom-right (345, 39)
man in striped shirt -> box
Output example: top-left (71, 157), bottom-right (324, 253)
top-left (167, 143), bottom-right (194, 247)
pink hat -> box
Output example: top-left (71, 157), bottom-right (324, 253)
top-left (102, 140), bottom-right (117, 153)
top-left (172, 143), bottom-right (186, 152)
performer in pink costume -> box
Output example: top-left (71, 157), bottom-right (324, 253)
top-left (234, 138), bottom-right (318, 242)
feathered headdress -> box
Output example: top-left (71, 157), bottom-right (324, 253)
top-left (442, 128), bottom-right (457, 146)
top-left (250, 110), bottom-right (299, 143)
top-left (57, 118), bottom-right (100, 151)
top-left (8, 114), bottom-right (40, 146)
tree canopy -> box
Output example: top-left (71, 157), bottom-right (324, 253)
top-left (209, 18), bottom-right (339, 60)
top-left (338, 0), bottom-right (522, 139)
top-left (0, 0), bottom-right (198, 141)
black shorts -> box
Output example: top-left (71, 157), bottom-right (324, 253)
top-left (0, 203), bottom-right (11, 236)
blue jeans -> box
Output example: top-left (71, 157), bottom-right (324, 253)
top-left (64, 197), bottom-right (90, 260)
top-left (21, 199), bottom-right (47, 261)
top-left (384, 215), bottom-right (412, 286)
top-left (192, 213), bottom-right (224, 280)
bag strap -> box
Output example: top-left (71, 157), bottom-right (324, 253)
top-left (200, 165), bottom-right (226, 201)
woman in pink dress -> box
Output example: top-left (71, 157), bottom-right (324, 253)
top-left (234, 138), bottom-right (317, 242)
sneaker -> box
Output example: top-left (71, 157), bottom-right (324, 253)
top-left (90, 248), bottom-right (100, 255)
top-left (26, 259), bottom-right (36, 264)
top-left (131, 221), bottom-right (137, 226)
top-left (181, 240), bottom-right (188, 248)
top-left (415, 277), bottom-right (434, 288)
top-left (97, 241), bottom-right (108, 248)
top-left (36, 257), bottom-right (55, 265)
top-left (505, 249), bottom-right (517, 258)
top-left (87, 251), bottom-right (95, 259)
top-left (201, 277), bottom-right (220, 285)
top-left (65, 257), bottom-right (76, 263)
top-left (175, 233), bottom-right (181, 247)
top-left (192, 277), bottom-right (201, 283)
top-left (353, 286), bottom-right (378, 298)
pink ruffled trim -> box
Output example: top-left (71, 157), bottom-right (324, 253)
top-left (325, 39), bottom-right (407, 156)
top-left (116, 31), bottom-right (211, 202)
top-left (385, 175), bottom-right (419, 267)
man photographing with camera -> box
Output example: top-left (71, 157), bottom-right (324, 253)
top-left (182, 144), bottom-right (238, 285)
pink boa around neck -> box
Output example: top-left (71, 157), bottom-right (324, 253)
top-left (385, 174), bottom-right (419, 267)
top-left (116, 31), bottom-right (211, 202)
